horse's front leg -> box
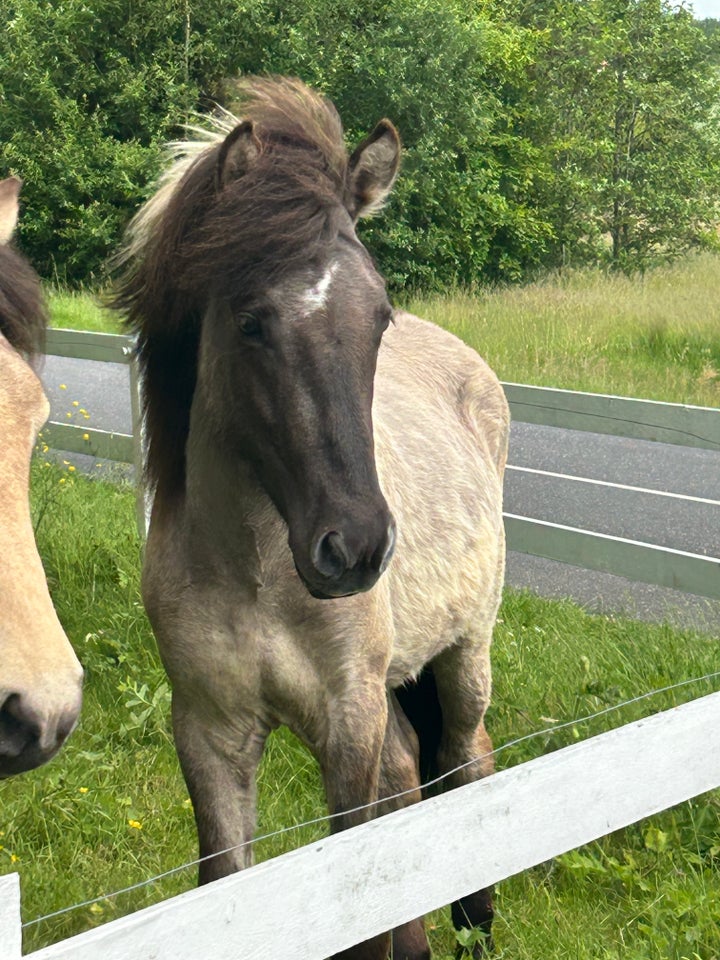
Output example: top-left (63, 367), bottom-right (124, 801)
top-left (317, 681), bottom-right (390, 960)
top-left (172, 692), bottom-right (269, 885)
top-left (432, 638), bottom-right (495, 958)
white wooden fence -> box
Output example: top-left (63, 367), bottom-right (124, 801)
top-left (1, 329), bottom-right (714, 957)
top-left (3, 689), bottom-right (720, 958)
top-left (42, 329), bottom-right (720, 599)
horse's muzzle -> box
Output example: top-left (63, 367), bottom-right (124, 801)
top-left (301, 519), bottom-right (396, 599)
top-left (0, 688), bottom-right (82, 778)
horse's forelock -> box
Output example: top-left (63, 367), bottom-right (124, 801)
top-left (114, 77), bottom-right (349, 318)
top-left (0, 246), bottom-right (47, 357)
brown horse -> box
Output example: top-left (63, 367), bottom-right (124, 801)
top-left (0, 176), bottom-right (83, 777)
top-left (113, 77), bottom-right (508, 959)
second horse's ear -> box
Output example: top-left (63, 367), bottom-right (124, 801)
top-left (216, 121), bottom-right (259, 190)
top-left (347, 120), bottom-right (401, 220)
top-left (0, 176), bottom-right (22, 245)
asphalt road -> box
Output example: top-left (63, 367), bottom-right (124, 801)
top-left (40, 355), bottom-right (720, 631)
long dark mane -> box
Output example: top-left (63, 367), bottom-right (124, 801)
top-left (111, 76), bottom-right (353, 496)
top-left (0, 245), bottom-right (46, 356)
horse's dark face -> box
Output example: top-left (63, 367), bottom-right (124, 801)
top-left (201, 223), bottom-right (395, 599)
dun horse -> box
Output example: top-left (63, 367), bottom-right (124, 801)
top-left (0, 176), bottom-right (83, 777)
top-left (114, 77), bottom-right (508, 959)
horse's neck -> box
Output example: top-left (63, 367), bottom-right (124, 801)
top-left (182, 423), bottom-right (270, 583)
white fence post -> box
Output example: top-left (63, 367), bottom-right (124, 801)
top-left (127, 347), bottom-right (149, 540)
top-left (0, 873), bottom-right (22, 960)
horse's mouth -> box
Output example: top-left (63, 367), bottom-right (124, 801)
top-left (296, 564), bottom-right (383, 601)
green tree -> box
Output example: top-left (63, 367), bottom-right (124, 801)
top-left (523, 0), bottom-right (720, 270)
top-left (220, 0), bottom-right (554, 288)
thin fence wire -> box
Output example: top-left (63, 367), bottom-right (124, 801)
top-left (507, 398), bottom-right (720, 449)
top-left (22, 668), bottom-right (720, 931)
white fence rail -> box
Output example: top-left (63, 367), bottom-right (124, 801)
top-left (3, 690), bottom-right (720, 958)
top-left (42, 329), bottom-right (720, 599)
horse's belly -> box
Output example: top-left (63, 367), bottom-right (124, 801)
top-left (383, 508), bottom-right (505, 688)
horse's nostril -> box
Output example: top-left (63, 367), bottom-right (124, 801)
top-left (0, 694), bottom-right (41, 759)
top-left (312, 530), bottom-right (351, 580)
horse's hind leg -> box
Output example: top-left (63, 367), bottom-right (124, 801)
top-left (172, 693), bottom-right (269, 884)
top-left (379, 691), bottom-right (430, 960)
top-left (430, 639), bottom-right (496, 958)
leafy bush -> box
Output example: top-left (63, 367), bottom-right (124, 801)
top-left (0, 0), bottom-right (195, 282)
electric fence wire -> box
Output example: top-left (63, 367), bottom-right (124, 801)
top-left (505, 397), bottom-right (720, 449)
top-left (22, 667), bottom-right (720, 930)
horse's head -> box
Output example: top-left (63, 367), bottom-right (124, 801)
top-left (119, 79), bottom-right (402, 599)
top-left (198, 109), bottom-right (400, 599)
top-left (0, 176), bottom-right (83, 776)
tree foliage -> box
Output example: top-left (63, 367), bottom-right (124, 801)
top-left (523, 0), bottom-right (720, 271)
top-left (0, 0), bottom-right (718, 288)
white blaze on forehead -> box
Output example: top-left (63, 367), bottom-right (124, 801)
top-left (301, 261), bottom-right (338, 315)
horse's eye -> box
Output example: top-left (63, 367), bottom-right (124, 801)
top-left (377, 306), bottom-right (393, 332)
top-left (237, 312), bottom-right (262, 339)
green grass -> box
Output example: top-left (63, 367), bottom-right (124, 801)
top-left (403, 251), bottom-right (720, 408)
top-left (1, 464), bottom-right (719, 958)
top-left (46, 287), bottom-right (122, 334)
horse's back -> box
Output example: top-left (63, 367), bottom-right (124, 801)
top-left (375, 311), bottom-right (508, 683)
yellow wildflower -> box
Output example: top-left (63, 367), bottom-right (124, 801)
top-left (78, 787), bottom-right (89, 794)
top-left (72, 401), bottom-right (79, 407)
top-left (68, 465), bottom-right (76, 473)
top-left (128, 819), bottom-right (142, 830)
top-left (59, 384), bottom-right (67, 390)
top-left (83, 433), bottom-right (90, 441)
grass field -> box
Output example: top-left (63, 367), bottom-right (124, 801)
top-left (1, 465), bottom-right (719, 959)
top-left (47, 288), bottom-right (122, 335)
top-left (48, 252), bottom-right (720, 406)
top-left (401, 252), bottom-right (720, 408)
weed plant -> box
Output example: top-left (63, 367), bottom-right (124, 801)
top-left (0, 463), bottom-right (718, 958)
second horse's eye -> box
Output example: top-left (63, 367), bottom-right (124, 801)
top-left (237, 312), bottom-right (262, 339)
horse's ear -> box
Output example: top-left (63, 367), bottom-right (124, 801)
top-left (216, 121), bottom-right (259, 190)
top-left (347, 120), bottom-right (401, 220)
top-left (0, 176), bottom-right (21, 245)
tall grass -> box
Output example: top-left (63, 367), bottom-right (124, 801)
top-left (402, 252), bottom-right (720, 407)
top-left (46, 288), bottom-right (121, 334)
top-left (1, 464), bottom-right (718, 958)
